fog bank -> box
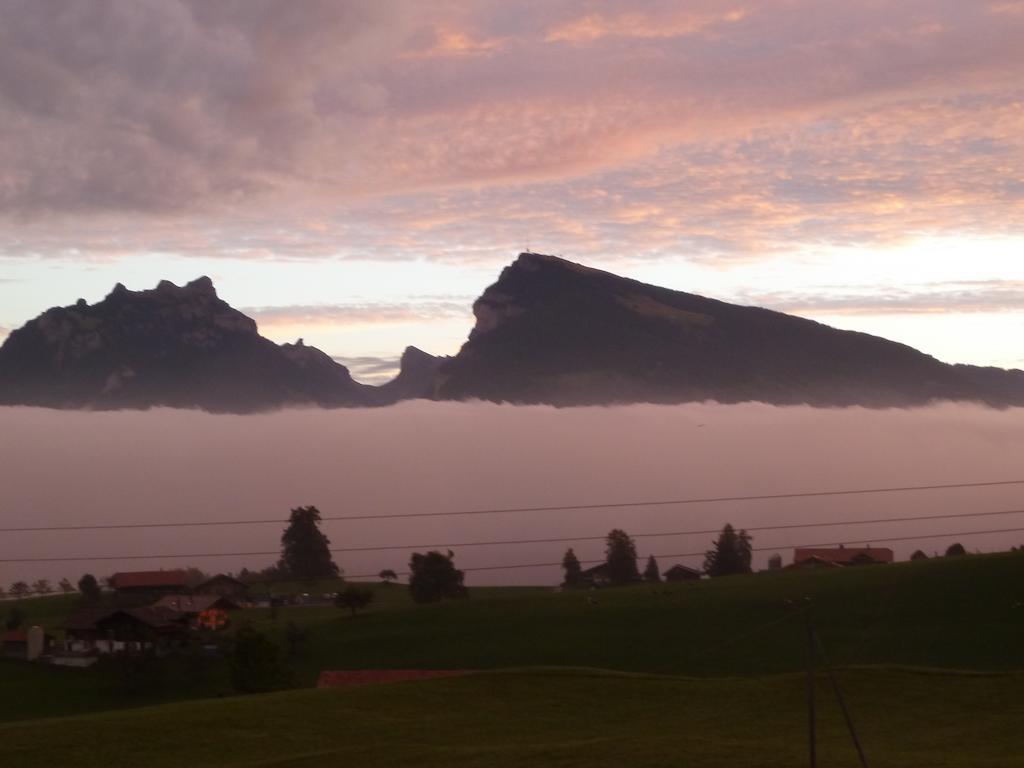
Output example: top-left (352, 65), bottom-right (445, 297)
top-left (2, 402), bottom-right (1024, 587)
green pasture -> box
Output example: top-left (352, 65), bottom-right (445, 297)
top-left (2, 667), bottom-right (1022, 767)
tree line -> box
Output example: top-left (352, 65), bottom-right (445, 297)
top-left (560, 523), bottom-right (754, 587)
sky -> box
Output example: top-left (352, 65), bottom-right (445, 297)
top-left (3, 402), bottom-right (1024, 588)
top-left (1, 1), bottom-right (1024, 383)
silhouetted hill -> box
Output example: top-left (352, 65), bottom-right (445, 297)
top-left (0, 278), bottom-right (385, 411)
top-left (3, 256), bottom-right (1022, 411)
top-left (436, 253), bottom-right (1024, 407)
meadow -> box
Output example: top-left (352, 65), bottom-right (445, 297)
top-left (3, 552), bottom-right (1024, 765)
top-left (2, 667), bottom-right (1023, 767)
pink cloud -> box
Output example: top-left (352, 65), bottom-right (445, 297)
top-left (544, 6), bottom-right (748, 43)
top-left (1, 0), bottom-right (1023, 264)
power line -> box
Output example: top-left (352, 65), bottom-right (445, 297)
top-left (2, 478), bottom-right (1022, 533)
top-left (3, 522), bottom-right (1023, 567)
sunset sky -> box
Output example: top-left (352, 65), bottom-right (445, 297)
top-left (2, 0), bottom-right (1023, 383)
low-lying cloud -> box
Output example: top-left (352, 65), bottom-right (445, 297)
top-left (2, 402), bottom-right (1024, 588)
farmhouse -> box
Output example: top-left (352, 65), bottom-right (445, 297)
top-left (664, 564), bottom-right (702, 582)
top-left (109, 569), bottom-right (189, 599)
top-left (64, 607), bottom-right (121, 654)
top-left (578, 563), bottom-right (611, 587)
top-left (94, 607), bottom-right (189, 653)
top-left (65, 605), bottom-right (191, 655)
top-left (792, 545), bottom-right (894, 567)
top-left (151, 594), bottom-right (240, 630)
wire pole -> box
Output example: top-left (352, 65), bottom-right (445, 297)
top-left (805, 606), bottom-right (817, 768)
top-left (813, 630), bottom-right (871, 768)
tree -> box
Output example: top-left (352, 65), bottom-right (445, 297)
top-left (378, 569), bottom-right (397, 584)
top-left (605, 529), bottom-right (639, 585)
top-left (230, 625), bottom-right (285, 693)
top-left (768, 553), bottom-right (783, 570)
top-left (910, 550), bottom-right (929, 561)
top-left (58, 577), bottom-right (75, 594)
top-left (408, 550), bottom-right (467, 603)
top-left (561, 548), bottom-right (582, 587)
top-left (78, 573), bottom-right (101, 603)
top-left (643, 555), bottom-right (661, 582)
top-left (32, 579), bottom-right (52, 595)
top-left (703, 524), bottom-right (753, 577)
top-left (9, 581), bottom-right (30, 599)
top-left (278, 506), bottom-right (340, 581)
top-left (335, 585), bottom-right (374, 617)
top-left (945, 542), bottom-right (967, 557)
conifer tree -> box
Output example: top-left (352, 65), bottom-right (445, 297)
top-left (703, 524), bottom-right (753, 577)
top-left (561, 548), bottom-right (582, 587)
top-left (605, 529), bottom-right (639, 585)
top-left (643, 555), bottom-right (661, 582)
top-left (278, 506), bottom-right (340, 581)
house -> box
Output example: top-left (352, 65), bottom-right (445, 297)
top-left (194, 574), bottom-right (249, 600)
top-left (791, 546), bottom-right (894, 568)
top-left (94, 607), bottom-right (188, 653)
top-left (109, 570), bottom-right (189, 599)
top-left (664, 564), bottom-right (703, 582)
top-left (151, 594), bottom-right (239, 630)
top-left (2, 628), bottom-right (54, 660)
top-left (64, 606), bottom-right (121, 654)
top-left (578, 563), bottom-right (611, 587)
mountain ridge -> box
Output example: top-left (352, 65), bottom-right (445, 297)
top-left (435, 252), bottom-right (1024, 407)
top-left (1, 253), bottom-right (1021, 411)
top-left (0, 277), bottom-right (439, 412)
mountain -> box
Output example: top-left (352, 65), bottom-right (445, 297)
top-left (0, 277), bottom-right (439, 412)
top-left (369, 346), bottom-right (446, 404)
top-left (2, 254), bottom-right (1022, 412)
top-left (435, 252), bottom-right (1024, 407)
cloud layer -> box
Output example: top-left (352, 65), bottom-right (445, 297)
top-left (1, 0), bottom-right (1023, 262)
top-left (3, 402), bottom-right (1024, 587)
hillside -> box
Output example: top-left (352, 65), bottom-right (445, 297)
top-left (244, 552), bottom-right (1024, 685)
top-left (4, 552), bottom-right (1024, 726)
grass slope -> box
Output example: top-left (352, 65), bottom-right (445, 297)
top-left (3, 553), bottom-right (1023, 724)
top-left (2, 667), bottom-right (1023, 767)
top-left (251, 552), bottom-right (1024, 685)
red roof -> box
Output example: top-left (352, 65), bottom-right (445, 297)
top-left (793, 547), bottom-right (894, 565)
top-left (110, 570), bottom-right (188, 589)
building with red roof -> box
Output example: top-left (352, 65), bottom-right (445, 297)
top-left (109, 569), bottom-right (189, 597)
top-left (792, 546), bottom-right (894, 567)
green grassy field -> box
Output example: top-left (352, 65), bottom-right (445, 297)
top-left (3, 552), bottom-right (1023, 731)
top-left (2, 666), bottom-right (1023, 767)
top-left (250, 552), bottom-right (1024, 685)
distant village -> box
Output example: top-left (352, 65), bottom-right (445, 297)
top-left (2, 540), bottom-right (911, 665)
